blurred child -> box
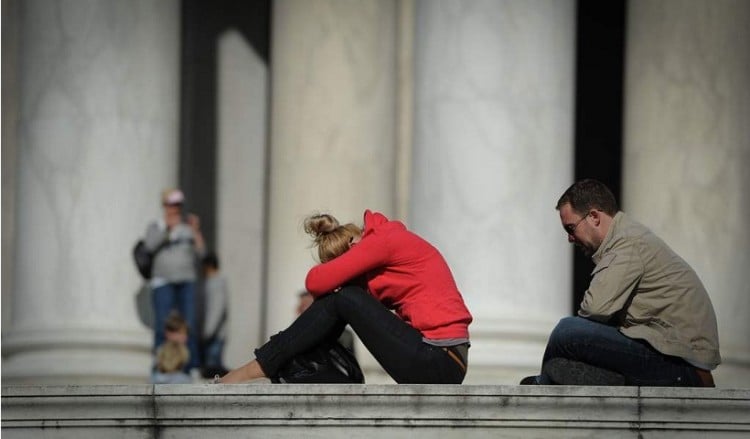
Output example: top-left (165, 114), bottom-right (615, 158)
top-left (164, 310), bottom-right (189, 345)
top-left (201, 252), bottom-right (229, 378)
top-left (152, 340), bottom-right (192, 384)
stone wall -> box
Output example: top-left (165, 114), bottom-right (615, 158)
top-left (3, 385), bottom-right (749, 438)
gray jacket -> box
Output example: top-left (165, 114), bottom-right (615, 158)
top-left (580, 212), bottom-right (721, 369)
top-left (203, 274), bottom-right (228, 341)
top-left (144, 220), bottom-right (203, 285)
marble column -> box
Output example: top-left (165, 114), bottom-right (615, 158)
top-left (411, 0), bottom-right (576, 383)
top-left (623, 0), bottom-right (750, 387)
top-left (2, 0), bottom-right (21, 337)
top-left (265, 0), bottom-right (398, 378)
top-left (2, 0), bottom-right (180, 383)
top-left (215, 30), bottom-right (269, 367)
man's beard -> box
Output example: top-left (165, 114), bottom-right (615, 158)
top-left (575, 243), bottom-right (594, 257)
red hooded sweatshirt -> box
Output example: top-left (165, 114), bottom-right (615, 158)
top-left (305, 210), bottom-right (472, 340)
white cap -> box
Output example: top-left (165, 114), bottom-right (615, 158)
top-left (163, 189), bottom-right (185, 205)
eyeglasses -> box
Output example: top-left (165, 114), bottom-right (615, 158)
top-left (564, 212), bottom-right (591, 235)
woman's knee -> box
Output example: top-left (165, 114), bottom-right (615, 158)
top-left (334, 285), bottom-right (371, 309)
top-left (337, 285), bottom-right (368, 297)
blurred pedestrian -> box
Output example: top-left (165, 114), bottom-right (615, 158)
top-left (142, 188), bottom-right (205, 372)
top-left (201, 251), bottom-right (229, 378)
top-left (152, 340), bottom-right (192, 384)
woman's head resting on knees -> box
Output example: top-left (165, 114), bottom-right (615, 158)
top-left (304, 213), bottom-right (362, 263)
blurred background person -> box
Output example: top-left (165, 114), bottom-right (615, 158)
top-left (295, 290), bottom-right (314, 316)
top-left (164, 310), bottom-right (190, 346)
top-left (151, 311), bottom-right (192, 383)
top-left (143, 188), bottom-right (205, 373)
top-left (201, 251), bottom-right (229, 378)
top-left (151, 340), bottom-right (192, 384)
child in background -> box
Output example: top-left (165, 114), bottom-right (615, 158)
top-left (150, 311), bottom-right (193, 383)
top-left (201, 252), bottom-right (229, 378)
top-left (152, 340), bottom-right (192, 384)
top-left (164, 311), bottom-right (189, 345)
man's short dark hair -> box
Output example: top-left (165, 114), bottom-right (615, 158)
top-left (556, 179), bottom-right (619, 216)
top-left (202, 251), bottom-right (219, 270)
top-left (165, 310), bottom-right (188, 333)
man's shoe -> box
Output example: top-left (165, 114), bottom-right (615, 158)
top-left (543, 358), bottom-right (625, 385)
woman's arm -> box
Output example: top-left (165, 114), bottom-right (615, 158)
top-left (305, 235), bottom-right (388, 295)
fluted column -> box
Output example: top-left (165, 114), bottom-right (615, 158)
top-left (2, 0), bottom-right (180, 383)
top-left (623, 0), bottom-right (750, 387)
top-left (411, 0), bottom-right (576, 383)
top-left (215, 30), bottom-right (269, 367)
top-left (265, 0), bottom-right (398, 377)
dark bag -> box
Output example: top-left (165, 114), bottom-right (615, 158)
top-left (272, 341), bottom-right (364, 384)
top-left (133, 237), bottom-right (170, 279)
top-left (134, 283), bottom-right (154, 329)
top-left (133, 240), bottom-right (153, 279)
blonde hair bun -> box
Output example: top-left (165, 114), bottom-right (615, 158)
top-left (303, 213), bottom-right (362, 263)
top-left (304, 214), bottom-right (340, 238)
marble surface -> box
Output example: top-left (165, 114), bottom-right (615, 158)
top-left (3, 384), bottom-right (749, 438)
top-left (411, 0), bottom-right (576, 378)
top-left (265, 0), bottom-right (398, 339)
top-left (3, 0), bottom-right (180, 382)
top-left (216, 30), bottom-right (269, 367)
top-left (2, 0), bottom-right (21, 335)
top-left (623, 0), bottom-right (750, 387)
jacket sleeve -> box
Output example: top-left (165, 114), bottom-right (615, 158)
top-left (305, 233), bottom-right (389, 296)
top-left (578, 241), bottom-right (643, 322)
top-left (203, 277), bottom-right (228, 340)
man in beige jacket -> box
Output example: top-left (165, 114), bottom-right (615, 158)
top-left (522, 179), bottom-right (720, 386)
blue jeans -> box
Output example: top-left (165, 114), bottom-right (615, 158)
top-left (153, 281), bottom-right (200, 370)
top-left (203, 338), bottom-right (225, 368)
top-left (254, 286), bottom-right (467, 384)
top-left (540, 316), bottom-right (703, 386)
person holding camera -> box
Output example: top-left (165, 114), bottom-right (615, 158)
top-left (143, 188), bottom-right (205, 372)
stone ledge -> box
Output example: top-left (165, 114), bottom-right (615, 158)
top-left (2, 385), bottom-right (749, 438)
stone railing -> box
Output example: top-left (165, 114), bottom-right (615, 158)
top-left (2, 384), bottom-right (750, 438)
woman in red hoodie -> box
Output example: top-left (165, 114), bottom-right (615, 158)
top-left (220, 210), bottom-right (473, 384)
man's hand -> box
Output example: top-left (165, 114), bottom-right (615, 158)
top-left (186, 213), bottom-right (201, 231)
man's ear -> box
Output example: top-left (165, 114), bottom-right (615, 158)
top-left (589, 209), bottom-right (602, 226)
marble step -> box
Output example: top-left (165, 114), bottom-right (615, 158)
top-left (3, 384), bottom-right (750, 438)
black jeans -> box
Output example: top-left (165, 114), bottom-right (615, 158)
top-left (541, 316), bottom-right (704, 386)
top-left (255, 286), bottom-right (466, 384)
